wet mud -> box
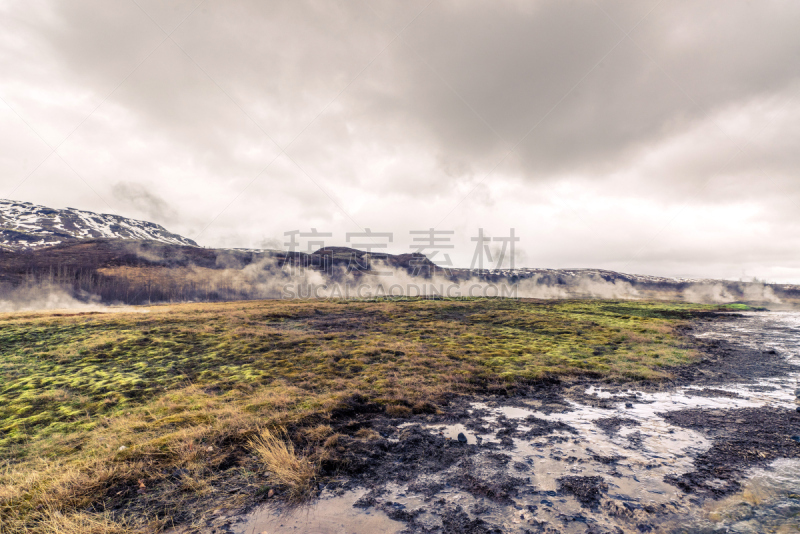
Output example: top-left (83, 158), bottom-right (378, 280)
top-left (661, 407), bottom-right (800, 497)
top-left (231, 312), bottom-right (800, 533)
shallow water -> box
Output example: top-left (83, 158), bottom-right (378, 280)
top-left (231, 488), bottom-right (405, 534)
top-left (671, 458), bottom-right (800, 533)
top-left (235, 312), bottom-right (800, 533)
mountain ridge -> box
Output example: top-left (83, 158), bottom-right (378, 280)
top-left (1, 200), bottom-right (798, 308)
top-left (0, 199), bottom-right (197, 250)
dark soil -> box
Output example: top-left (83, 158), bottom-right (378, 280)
top-left (439, 507), bottom-right (499, 534)
top-left (683, 387), bottom-right (744, 399)
top-left (593, 416), bottom-right (640, 435)
top-left (660, 407), bottom-right (800, 497)
top-left (522, 415), bottom-right (579, 438)
top-left (673, 321), bottom-right (795, 385)
top-left (326, 422), bottom-right (477, 486)
top-left (556, 476), bottom-right (608, 508)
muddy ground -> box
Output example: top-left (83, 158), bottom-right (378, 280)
top-left (203, 312), bottom-right (800, 534)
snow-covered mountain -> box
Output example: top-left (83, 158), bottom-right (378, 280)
top-left (0, 199), bottom-right (197, 250)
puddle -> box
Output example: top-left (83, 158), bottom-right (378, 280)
top-left (665, 459), bottom-right (800, 533)
top-left (232, 489), bottom-right (405, 534)
top-left (399, 421), bottom-right (480, 445)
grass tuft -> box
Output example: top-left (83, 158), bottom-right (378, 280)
top-left (248, 428), bottom-right (318, 501)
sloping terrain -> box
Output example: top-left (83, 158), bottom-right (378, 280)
top-left (0, 199), bottom-right (197, 250)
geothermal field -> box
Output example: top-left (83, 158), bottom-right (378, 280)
top-left (4, 2), bottom-right (800, 533)
top-left (2, 297), bottom-right (800, 533)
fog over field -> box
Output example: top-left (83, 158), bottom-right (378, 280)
top-left (2, 1), bottom-right (800, 281)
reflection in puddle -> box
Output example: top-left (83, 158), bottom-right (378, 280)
top-left (672, 459), bottom-right (800, 533)
top-left (232, 489), bottom-right (404, 534)
top-left (399, 421), bottom-right (479, 445)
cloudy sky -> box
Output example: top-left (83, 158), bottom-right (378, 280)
top-left (2, 0), bottom-right (799, 281)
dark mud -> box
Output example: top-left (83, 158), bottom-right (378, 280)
top-left (661, 407), bottom-right (800, 497)
top-left (672, 315), bottom-right (796, 385)
top-left (557, 476), bottom-right (608, 509)
top-left (327, 419), bottom-right (534, 532)
top-left (331, 421), bottom-right (477, 486)
top-left (593, 417), bottom-right (640, 436)
top-left (671, 339), bottom-right (793, 386)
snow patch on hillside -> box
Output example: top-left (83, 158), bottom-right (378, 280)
top-left (0, 199), bottom-right (197, 250)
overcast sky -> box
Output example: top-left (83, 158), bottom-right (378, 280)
top-left (2, 0), bottom-right (799, 281)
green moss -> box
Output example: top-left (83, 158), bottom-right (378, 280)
top-left (0, 298), bottom-right (725, 456)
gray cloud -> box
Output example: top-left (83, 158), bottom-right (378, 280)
top-left (368, 0), bottom-right (800, 184)
top-left (112, 181), bottom-right (176, 223)
top-left (1, 0), bottom-right (800, 282)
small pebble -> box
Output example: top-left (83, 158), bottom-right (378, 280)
top-left (625, 403), bottom-right (633, 409)
top-left (118, 445), bottom-right (126, 451)
top-left (792, 436), bottom-right (800, 443)
top-left (457, 432), bottom-right (468, 443)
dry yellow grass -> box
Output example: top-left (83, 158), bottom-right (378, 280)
top-left (22, 509), bottom-right (131, 534)
top-left (248, 428), bottom-right (318, 501)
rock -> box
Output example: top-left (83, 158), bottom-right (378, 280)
top-left (795, 388), bottom-right (800, 397)
top-left (625, 403), bottom-right (633, 409)
top-left (268, 489), bottom-right (275, 498)
top-left (118, 445), bottom-right (126, 451)
top-left (457, 432), bottom-right (468, 443)
top-left (792, 435), bottom-right (800, 443)
top-left (796, 407), bottom-right (800, 413)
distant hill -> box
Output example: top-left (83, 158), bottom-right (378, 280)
top-left (0, 201), bottom-right (797, 308)
top-left (0, 237), bottom-right (797, 307)
top-left (0, 239), bottom-right (439, 304)
top-left (0, 199), bottom-right (197, 250)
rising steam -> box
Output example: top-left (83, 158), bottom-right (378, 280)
top-left (3, 242), bottom-right (794, 309)
top-left (0, 282), bottom-right (105, 312)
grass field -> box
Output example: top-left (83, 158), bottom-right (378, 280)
top-left (0, 298), bottom-right (742, 533)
